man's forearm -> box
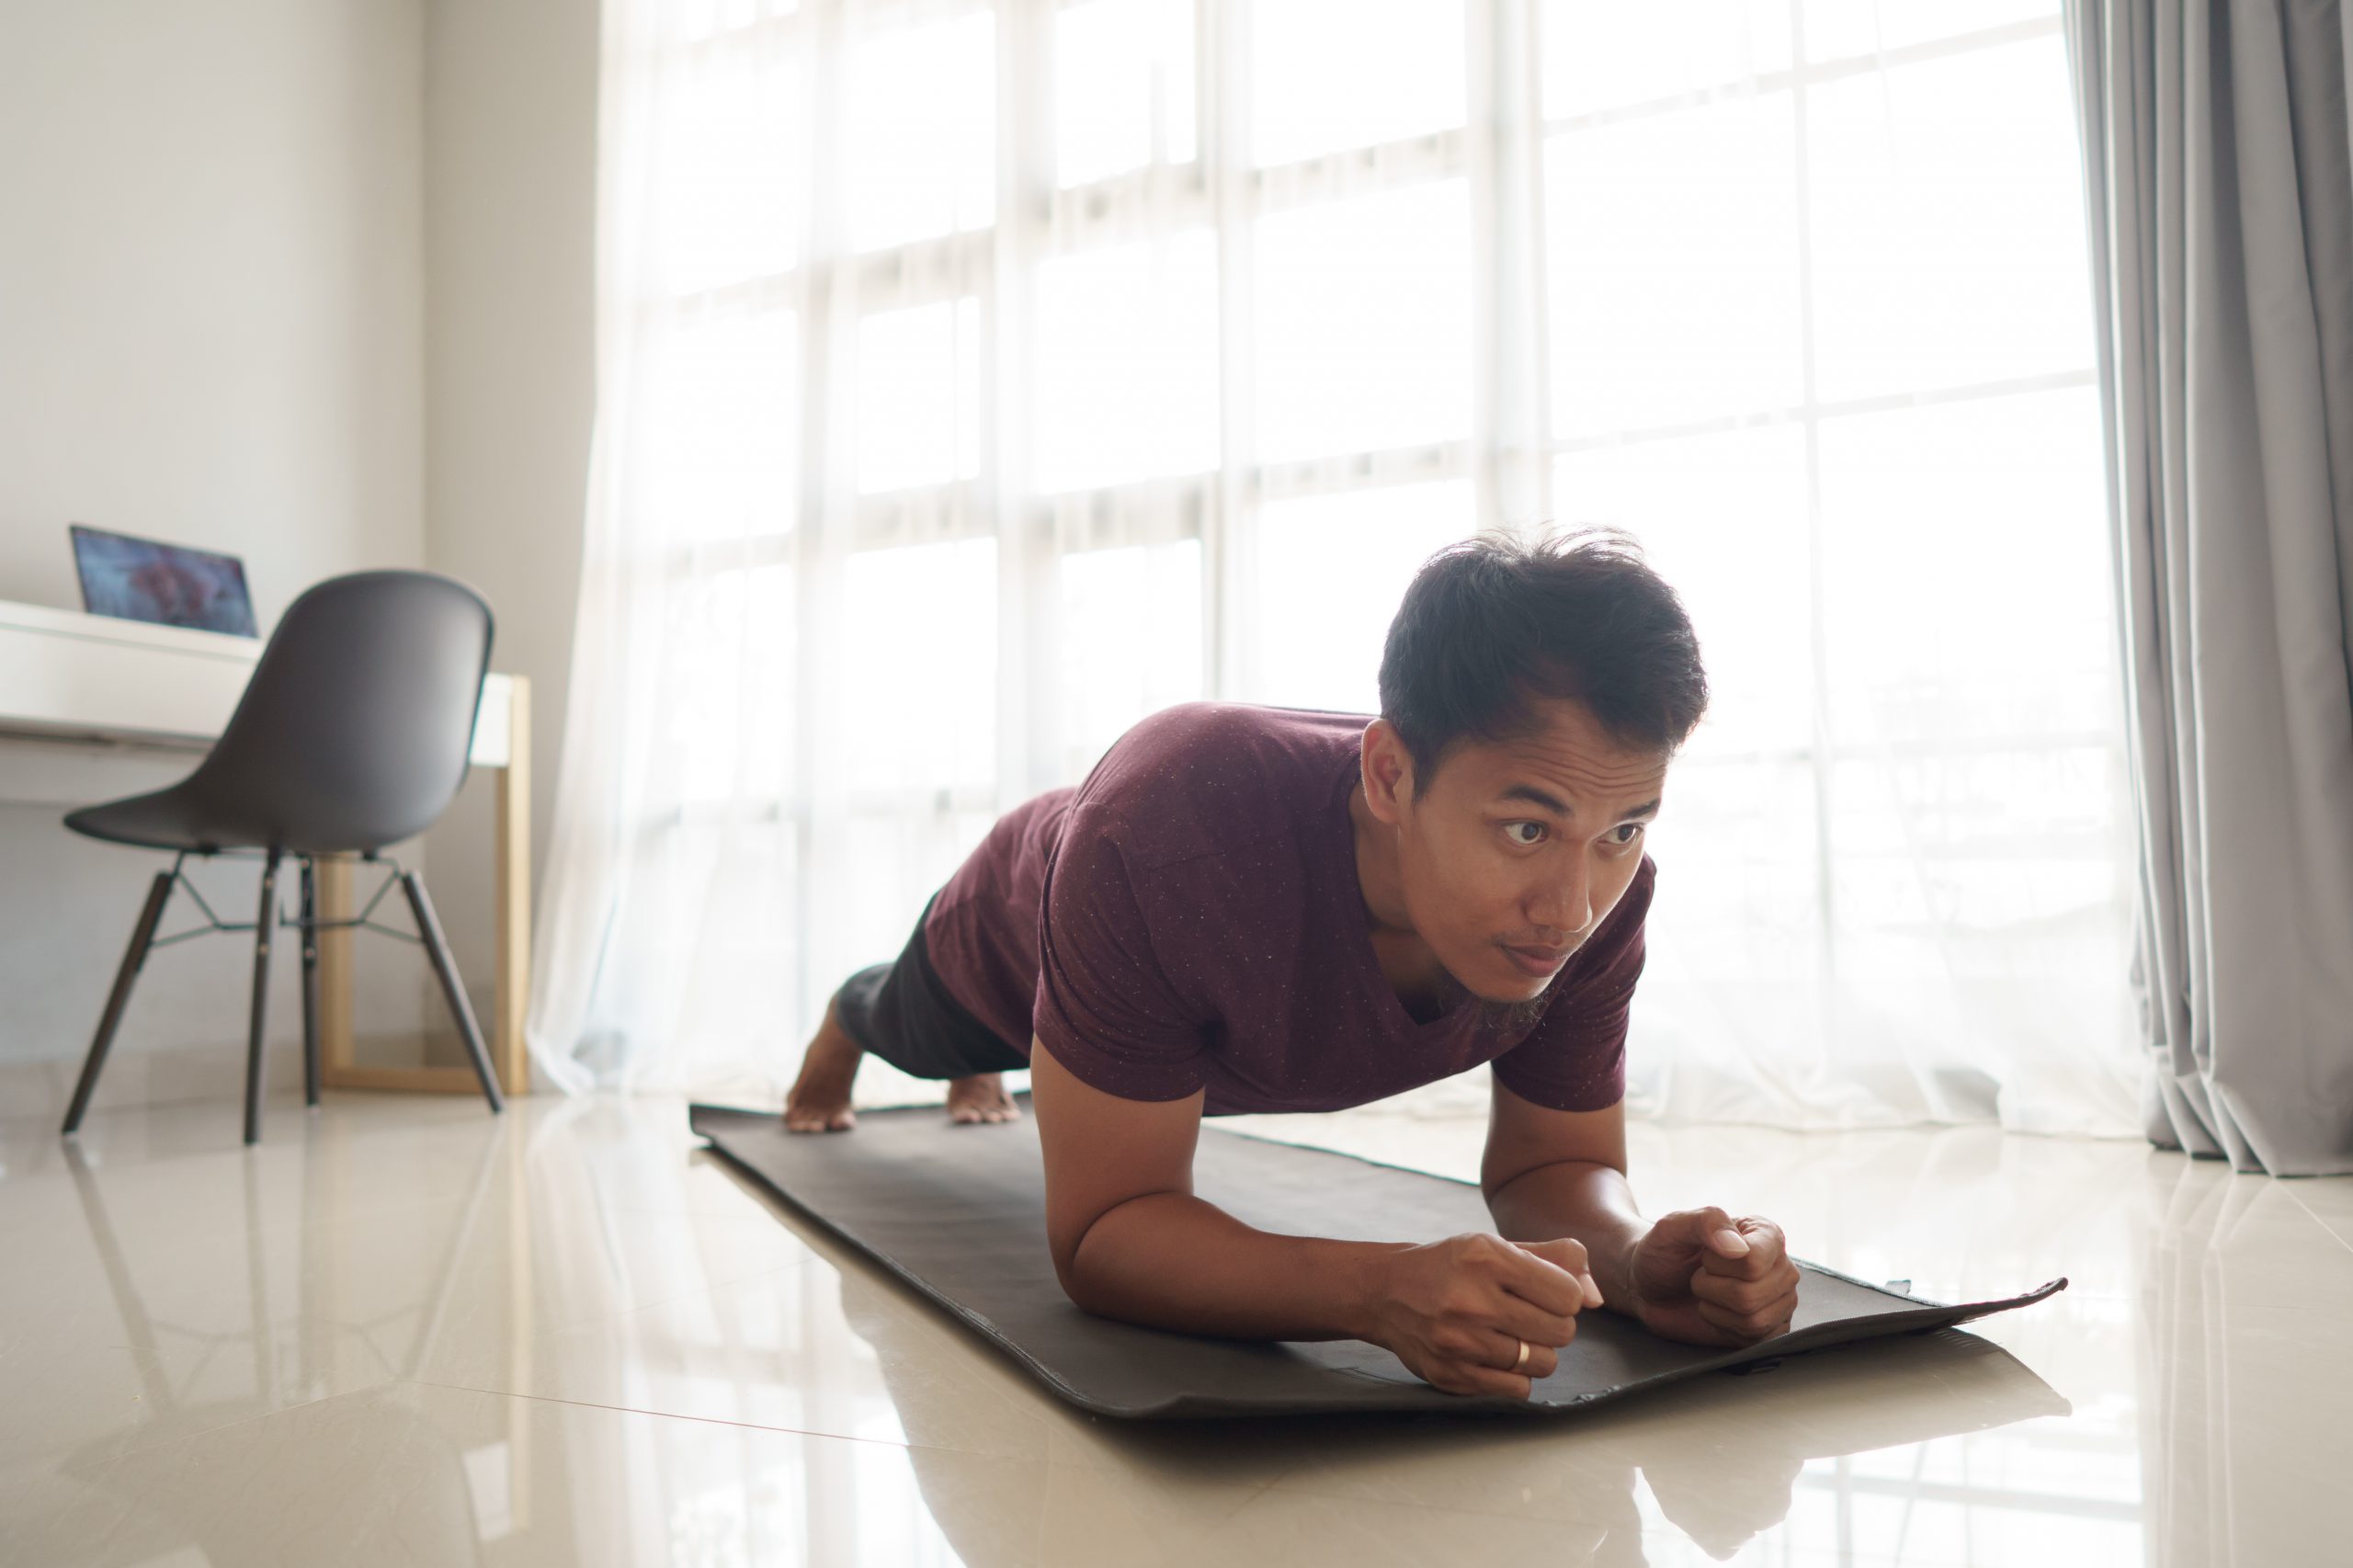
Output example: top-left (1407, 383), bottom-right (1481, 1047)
top-left (1485, 1161), bottom-right (1652, 1311)
top-left (1066, 1191), bottom-right (1408, 1342)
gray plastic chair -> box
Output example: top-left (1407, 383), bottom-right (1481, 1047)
top-left (59, 570), bottom-right (506, 1144)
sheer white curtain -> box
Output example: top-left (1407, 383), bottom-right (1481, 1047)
top-left (1538, 4), bottom-right (2139, 1134)
top-left (532, 0), bottom-right (2139, 1133)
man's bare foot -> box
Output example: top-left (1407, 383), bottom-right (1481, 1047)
top-left (784, 1005), bottom-right (862, 1133)
top-left (946, 1073), bottom-right (1021, 1125)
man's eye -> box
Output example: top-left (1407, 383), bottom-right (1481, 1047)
top-left (1506, 822), bottom-right (1546, 846)
top-left (1610, 823), bottom-right (1645, 846)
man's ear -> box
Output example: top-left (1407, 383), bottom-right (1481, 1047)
top-left (1360, 720), bottom-right (1415, 825)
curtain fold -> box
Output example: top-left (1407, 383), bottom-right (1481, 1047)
top-left (2064, 0), bottom-right (2353, 1174)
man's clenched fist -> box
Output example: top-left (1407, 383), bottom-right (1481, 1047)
top-left (1623, 1208), bottom-right (1800, 1347)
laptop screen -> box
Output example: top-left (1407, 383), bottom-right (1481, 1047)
top-left (69, 524), bottom-right (258, 638)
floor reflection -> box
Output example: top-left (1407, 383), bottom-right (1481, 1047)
top-left (2, 1096), bottom-right (2348, 1566)
top-left (796, 1155), bottom-right (2070, 1568)
top-left (2138, 1153), bottom-right (2353, 1568)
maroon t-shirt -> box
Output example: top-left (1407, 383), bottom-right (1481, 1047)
top-left (922, 701), bottom-right (1652, 1117)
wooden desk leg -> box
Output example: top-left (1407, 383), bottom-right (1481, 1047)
top-left (494, 676), bottom-right (531, 1096)
top-left (313, 677), bottom-right (529, 1097)
top-left (318, 855), bottom-right (355, 1076)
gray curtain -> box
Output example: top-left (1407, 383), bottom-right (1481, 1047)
top-left (2063, 1), bottom-right (2353, 1175)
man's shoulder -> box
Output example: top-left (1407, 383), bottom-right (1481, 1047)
top-left (1074, 701), bottom-right (1367, 873)
top-left (1107, 700), bottom-right (1368, 767)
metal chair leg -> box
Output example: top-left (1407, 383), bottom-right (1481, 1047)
top-left (62, 869), bottom-right (177, 1136)
top-left (399, 871), bottom-right (505, 1115)
top-left (299, 858), bottom-right (321, 1109)
top-left (244, 850), bottom-right (282, 1146)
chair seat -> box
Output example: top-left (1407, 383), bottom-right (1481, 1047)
top-left (63, 786), bottom-right (256, 854)
top-left (63, 786), bottom-right (374, 856)
top-left (66, 774), bottom-right (405, 855)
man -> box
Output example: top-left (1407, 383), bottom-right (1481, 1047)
top-left (784, 531), bottom-right (1802, 1400)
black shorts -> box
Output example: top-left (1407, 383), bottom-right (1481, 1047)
top-left (831, 894), bottom-right (1030, 1080)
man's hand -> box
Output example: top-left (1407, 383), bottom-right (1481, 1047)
top-left (1365, 1233), bottom-right (1606, 1399)
top-left (1623, 1209), bottom-right (1800, 1347)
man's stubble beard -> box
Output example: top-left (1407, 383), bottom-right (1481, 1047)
top-left (1430, 960), bottom-right (1558, 1035)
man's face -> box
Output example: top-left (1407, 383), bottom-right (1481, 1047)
top-left (1366, 699), bottom-right (1668, 1005)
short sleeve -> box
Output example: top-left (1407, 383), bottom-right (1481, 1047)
top-left (1031, 804), bottom-right (1211, 1101)
top-left (1490, 856), bottom-right (1655, 1113)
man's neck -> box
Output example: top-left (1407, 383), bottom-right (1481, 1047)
top-left (1347, 779), bottom-right (1413, 930)
top-left (1347, 780), bottom-right (1451, 1018)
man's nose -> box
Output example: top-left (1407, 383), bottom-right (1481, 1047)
top-left (1529, 864), bottom-right (1591, 941)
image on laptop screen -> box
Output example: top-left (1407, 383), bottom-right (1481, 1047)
top-left (69, 524), bottom-right (259, 638)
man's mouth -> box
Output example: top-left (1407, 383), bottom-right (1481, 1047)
top-left (1498, 941), bottom-right (1572, 979)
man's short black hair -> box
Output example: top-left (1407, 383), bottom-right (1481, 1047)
top-left (1377, 528), bottom-right (1708, 792)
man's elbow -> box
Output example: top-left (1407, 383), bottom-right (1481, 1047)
top-left (1048, 1192), bottom-right (1171, 1315)
top-left (1051, 1230), bottom-right (1120, 1317)
top-left (1049, 1234), bottom-right (1089, 1307)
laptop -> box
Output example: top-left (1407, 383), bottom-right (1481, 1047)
top-left (69, 523), bottom-right (259, 639)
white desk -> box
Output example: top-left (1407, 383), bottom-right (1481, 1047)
top-left (0, 597), bottom-right (532, 1096)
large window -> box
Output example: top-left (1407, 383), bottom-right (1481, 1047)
top-left (602, 0), bottom-right (2127, 1131)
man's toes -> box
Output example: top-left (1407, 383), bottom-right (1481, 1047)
top-left (785, 1103), bottom-right (857, 1133)
top-left (946, 1075), bottom-right (1021, 1126)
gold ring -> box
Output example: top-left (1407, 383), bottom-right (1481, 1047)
top-left (1512, 1337), bottom-right (1530, 1372)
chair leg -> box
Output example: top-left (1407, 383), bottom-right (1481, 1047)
top-left (299, 858), bottom-right (321, 1109)
top-left (400, 871), bottom-right (505, 1115)
top-left (62, 869), bottom-right (178, 1136)
top-left (244, 850), bottom-right (283, 1147)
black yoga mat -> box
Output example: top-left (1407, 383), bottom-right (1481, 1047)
top-left (691, 1097), bottom-right (2065, 1420)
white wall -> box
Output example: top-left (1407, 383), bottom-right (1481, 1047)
top-left (0, 0), bottom-right (432, 1113)
top-left (417, 0), bottom-right (597, 1062)
top-left (0, 0), bottom-right (426, 617)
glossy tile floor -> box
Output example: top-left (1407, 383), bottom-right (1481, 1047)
top-left (4, 1091), bottom-right (2349, 1568)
